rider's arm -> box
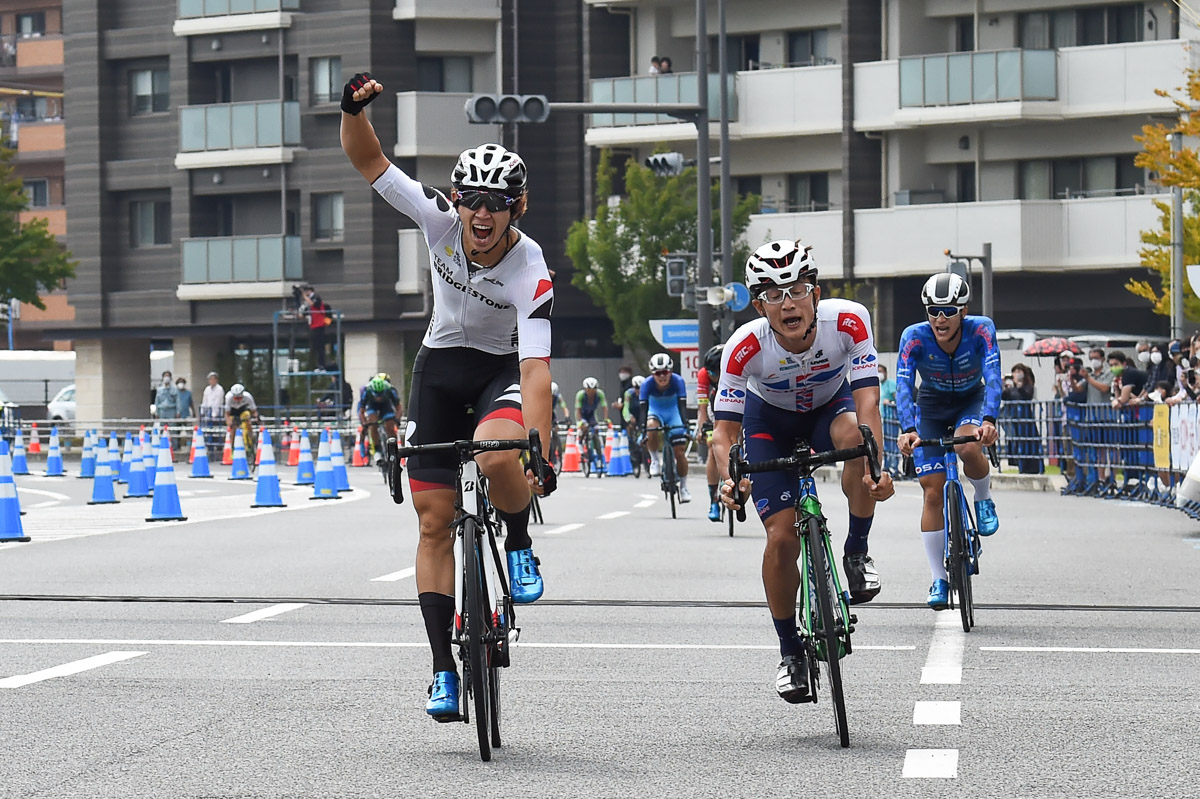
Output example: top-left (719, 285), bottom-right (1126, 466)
top-left (695, 369), bottom-right (711, 427)
top-left (340, 80), bottom-right (392, 183)
top-left (895, 325), bottom-right (921, 433)
top-left (575, 390), bottom-right (586, 422)
top-left (711, 419), bottom-right (743, 482)
top-left (519, 358), bottom-right (552, 446)
top-left (597, 389), bottom-right (609, 422)
top-left (843, 306), bottom-right (885, 467)
top-left (976, 317), bottom-right (1003, 426)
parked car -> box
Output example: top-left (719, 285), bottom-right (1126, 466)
top-left (47, 383), bottom-right (76, 422)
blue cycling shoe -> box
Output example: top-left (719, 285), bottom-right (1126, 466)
top-left (708, 501), bottom-right (722, 522)
top-left (975, 499), bottom-right (999, 536)
top-left (507, 548), bottom-right (544, 604)
top-left (425, 671), bottom-right (460, 718)
top-left (927, 579), bottom-right (950, 610)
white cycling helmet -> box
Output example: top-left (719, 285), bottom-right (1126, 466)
top-left (451, 143), bottom-right (528, 196)
top-left (745, 239), bottom-right (817, 292)
top-left (921, 272), bottom-right (970, 307)
top-left (648, 353), bottom-right (672, 372)
top-left (583, 377), bottom-right (599, 390)
top-left (631, 375), bottom-right (645, 389)
top-left (230, 383), bottom-right (245, 396)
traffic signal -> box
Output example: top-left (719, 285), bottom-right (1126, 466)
top-left (645, 152), bottom-right (687, 177)
top-left (665, 257), bottom-right (688, 297)
top-left (464, 94), bottom-right (550, 124)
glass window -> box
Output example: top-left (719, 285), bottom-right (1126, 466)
top-left (787, 172), bottom-right (829, 212)
top-left (23, 179), bottom-right (49, 207)
top-left (787, 29), bottom-right (830, 66)
top-left (130, 69), bottom-right (169, 115)
top-left (417, 57), bottom-right (473, 92)
top-left (1020, 160), bottom-right (1052, 200)
top-left (735, 176), bottom-right (762, 199)
top-left (955, 17), bottom-right (974, 52)
top-left (16, 12), bottom-right (45, 36)
top-left (1078, 8), bottom-right (1107, 46)
top-left (1052, 158), bottom-right (1083, 199)
top-left (1084, 156), bottom-right (1117, 195)
top-left (1109, 5), bottom-right (1142, 43)
top-left (416, 58), bottom-right (443, 92)
top-left (957, 163), bottom-right (976, 203)
top-left (314, 193), bottom-right (344, 241)
top-left (1052, 10), bottom-right (1077, 47)
top-left (311, 56), bottom-right (341, 104)
top-left (130, 200), bottom-right (171, 247)
top-left (1116, 154), bottom-right (1142, 192)
top-left (1019, 12), bottom-right (1051, 48)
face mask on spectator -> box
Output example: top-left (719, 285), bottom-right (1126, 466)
top-left (1138, 351), bottom-right (1151, 363)
top-left (1151, 352), bottom-right (1163, 365)
top-left (1090, 359), bottom-right (1103, 371)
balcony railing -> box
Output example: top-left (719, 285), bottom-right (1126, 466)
top-left (395, 92), bottom-right (501, 158)
top-left (178, 0), bottom-right (299, 17)
top-left (181, 234), bottom-right (302, 283)
top-left (588, 72), bottom-right (736, 127)
top-left (899, 49), bottom-right (1056, 107)
top-left (179, 100), bottom-right (300, 152)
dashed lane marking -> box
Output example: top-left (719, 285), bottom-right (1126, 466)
top-left (0, 638), bottom-right (916, 652)
top-left (981, 646), bottom-right (1200, 655)
top-left (913, 700), bottom-right (961, 726)
top-left (920, 613), bottom-right (965, 685)
top-left (220, 603), bottom-right (308, 624)
top-left (902, 749), bottom-right (958, 779)
top-left (370, 567), bottom-right (415, 582)
top-left (0, 651), bottom-right (147, 688)
top-left (597, 511), bottom-right (630, 520)
top-left (633, 499), bottom-right (655, 508)
top-left (544, 523), bottom-right (585, 536)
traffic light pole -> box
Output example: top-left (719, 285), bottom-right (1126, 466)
top-left (694, 0), bottom-right (715, 358)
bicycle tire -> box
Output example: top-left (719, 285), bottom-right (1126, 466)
top-left (662, 444), bottom-right (677, 519)
top-left (463, 522), bottom-right (492, 761)
top-left (489, 658), bottom-right (502, 748)
top-left (946, 482), bottom-right (974, 632)
top-left (808, 517), bottom-right (850, 748)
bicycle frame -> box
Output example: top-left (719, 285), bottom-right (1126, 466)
top-left (940, 449), bottom-right (978, 572)
top-left (452, 460), bottom-right (505, 646)
top-left (793, 476), bottom-right (854, 643)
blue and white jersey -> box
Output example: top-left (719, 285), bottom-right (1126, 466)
top-left (895, 315), bottom-right (1002, 431)
top-left (640, 372), bottom-right (688, 420)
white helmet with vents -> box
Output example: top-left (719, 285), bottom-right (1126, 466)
top-left (582, 377), bottom-right (599, 390)
top-left (648, 353), bottom-right (673, 372)
top-left (451, 143), bottom-right (528, 196)
top-left (745, 239), bottom-right (817, 291)
top-left (920, 272), bottom-right (971, 307)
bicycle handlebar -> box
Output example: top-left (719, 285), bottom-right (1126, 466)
top-left (914, 434), bottom-right (1000, 467)
top-left (392, 430), bottom-right (545, 506)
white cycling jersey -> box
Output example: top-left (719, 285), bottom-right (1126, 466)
top-left (713, 298), bottom-right (879, 420)
top-left (224, 389), bottom-right (257, 413)
top-left (372, 164), bottom-right (553, 360)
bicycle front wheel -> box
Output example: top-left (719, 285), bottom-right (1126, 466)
top-left (808, 517), bottom-right (849, 748)
top-left (463, 521), bottom-right (493, 761)
top-left (663, 447), bottom-right (677, 519)
top-left (946, 482), bottom-right (974, 632)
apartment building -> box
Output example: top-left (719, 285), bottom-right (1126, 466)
top-left (583, 0), bottom-right (1190, 343)
top-left (59, 1), bottom-right (627, 424)
top-left (0, 0), bottom-right (73, 349)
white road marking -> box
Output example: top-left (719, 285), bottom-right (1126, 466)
top-left (638, 494), bottom-right (657, 500)
top-left (633, 499), bottom-right (655, 508)
top-left (902, 749), bottom-right (958, 779)
top-left (921, 614), bottom-right (965, 685)
top-left (220, 603), bottom-right (308, 624)
top-left (597, 511), bottom-right (630, 520)
top-left (0, 651), bottom-right (146, 688)
top-left (10, 486), bottom-right (71, 500)
top-left (0, 638), bottom-right (915, 652)
top-left (1185, 537), bottom-right (1200, 549)
top-left (544, 523), bottom-right (584, 536)
top-left (370, 567), bottom-right (415, 582)
top-left (913, 700), bottom-right (961, 726)
top-left (28, 500), bottom-right (59, 509)
top-left (982, 646), bottom-right (1200, 655)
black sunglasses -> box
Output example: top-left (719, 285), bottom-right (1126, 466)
top-left (456, 190), bottom-right (518, 213)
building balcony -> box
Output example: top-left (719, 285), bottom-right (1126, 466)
top-left (744, 195), bottom-right (1159, 278)
top-left (174, 0), bottom-right (298, 36)
top-left (15, 119), bottom-right (64, 159)
top-left (393, 0), bottom-right (500, 21)
top-left (393, 92), bottom-right (501, 159)
top-left (178, 234), bottom-right (302, 300)
top-left (584, 71), bottom-right (736, 147)
top-left (20, 206), bottom-right (66, 237)
top-left (0, 33), bottom-right (64, 76)
top-left (176, 100), bottom-right (300, 169)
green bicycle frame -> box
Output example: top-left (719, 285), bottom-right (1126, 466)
top-left (795, 474), bottom-right (852, 657)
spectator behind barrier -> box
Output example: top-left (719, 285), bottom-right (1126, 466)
top-left (1108, 350), bottom-right (1149, 408)
top-left (1001, 363), bottom-right (1042, 475)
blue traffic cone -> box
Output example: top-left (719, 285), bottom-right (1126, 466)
top-left (146, 435), bottom-right (187, 522)
top-left (142, 432), bottom-right (157, 491)
top-left (229, 429), bottom-right (252, 480)
top-left (330, 429), bottom-right (352, 493)
top-left (107, 435), bottom-right (120, 481)
top-left (0, 440), bottom-right (30, 543)
top-left (294, 430), bottom-right (315, 485)
top-left (189, 427), bottom-right (213, 478)
top-left (78, 430), bottom-right (96, 479)
top-left (88, 436), bottom-right (119, 505)
top-left (251, 429), bottom-right (286, 508)
top-left (117, 434), bottom-right (133, 484)
top-left (44, 426), bottom-right (65, 476)
top-left (310, 429), bottom-right (340, 500)
top-left (10, 429), bottom-right (29, 475)
top-left (609, 429), bottom-right (628, 476)
top-left (125, 438), bottom-right (151, 499)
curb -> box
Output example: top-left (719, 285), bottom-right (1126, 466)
top-left (809, 466), bottom-right (1066, 493)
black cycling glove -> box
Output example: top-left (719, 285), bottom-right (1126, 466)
top-left (341, 72), bottom-right (378, 115)
top-left (528, 452), bottom-right (557, 497)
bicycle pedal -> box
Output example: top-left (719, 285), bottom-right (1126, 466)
top-left (508, 626), bottom-right (521, 644)
top-left (849, 614), bottom-right (858, 625)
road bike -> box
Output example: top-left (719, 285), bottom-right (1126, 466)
top-left (578, 423), bottom-right (607, 478)
top-left (389, 429), bottom-right (547, 761)
top-left (916, 435), bottom-right (999, 633)
top-left (729, 424), bottom-right (882, 749)
top-left (656, 424), bottom-right (682, 519)
top-left (364, 416), bottom-right (399, 487)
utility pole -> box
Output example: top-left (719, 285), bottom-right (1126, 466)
top-left (695, 0), bottom-right (714, 356)
top-left (717, 0), bottom-right (734, 341)
top-left (1172, 131), bottom-right (1185, 340)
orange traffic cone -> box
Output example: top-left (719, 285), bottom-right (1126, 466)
top-left (221, 430), bottom-right (233, 465)
top-left (255, 427), bottom-right (264, 465)
top-left (351, 425), bottom-right (367, 467)
top-left (562, 427), bottom-right (581, 473)
top-left (27, 422), bottom-right (41, 455)
top-left (189, 429), bottom-right (197, 464)
top-left (604, 428), bottom-right (613, 463)
top-left (287, 426), bottom-right (301, 467)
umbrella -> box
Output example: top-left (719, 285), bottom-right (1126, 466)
top-left (1024, 337), bottom-right (1081, 357)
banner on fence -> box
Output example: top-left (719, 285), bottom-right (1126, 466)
top-left (1171, 402), bottom-right (1200, 470)
top-left (1154, 404), bottom-right (1171, 470)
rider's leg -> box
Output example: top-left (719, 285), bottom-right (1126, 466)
top-left (918, 472), bottom-right (948, 581)
top-left (366, 411), bottom-right (382, 453)
top-left (413, 487), bottom-right (458, 675)
top-left (761, 508), bottom-right (804, 654)
top-left (645, 417), bottom-right (663, 472)
top-left (830, 410), bottom-right (875, 555)
top-left (474, 416), bottom-right (534, 552)
top-left (954, 422), bottom-right (991, 493)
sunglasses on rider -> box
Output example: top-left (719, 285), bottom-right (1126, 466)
top-left (926, 305), bottom-right (963, 319)
top-left (653, 369), bottom-right (672, 377)
top-left (455, 190), bottom-right (518, 213)
top-left (757, 283), bottom-right (814, 305)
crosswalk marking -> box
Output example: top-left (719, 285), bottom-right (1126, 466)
top-left (0, 651), bottom-right (146, 688)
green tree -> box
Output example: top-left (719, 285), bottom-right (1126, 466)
top-left (566, 149), bottom-right (758, 359)
top-left (0, 147), bottom-right (75, 309)
top-left (1128, 193), bottom-right (1200, 320)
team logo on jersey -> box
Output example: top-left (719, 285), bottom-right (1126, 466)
top-left (755, 498), bottom-right (769, 513)
top-left (444, 245), bottom-right (455, 257)
top-left (852, 353), bottom-right (877, 367)
top-left (718, 387), bottom-right (746, 403)
top-left (727, 335), bottom-right (761, 377)
top-left (481, 276), bottom-right (505, 287)
top-left (837, 312), bottom-right (868, 344)
top-left (529, 278), bottom-right (554, 321)
top-left (780, 491), bottom-right (791, 502)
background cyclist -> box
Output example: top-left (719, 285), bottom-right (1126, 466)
top-left (710, 239), bottom-right (894, 704)
top-left (358, 373), bottom-right (402, 464)
top-left (575, 377), bottom-right (608, 464)
top-left (895, 272), bottom-right (1001, 611)
top-left (341, 72), bottom-right (556, 721)
top-left (224, 383), bottom-right (258, 453)
top-left (640, 353), bottom-right (692, 502)
top-left (695, 344), bottom-right (724, 521)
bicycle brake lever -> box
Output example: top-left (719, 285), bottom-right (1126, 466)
top-left (388, 439), bottom-right (405, 505)
top-left (728, 444), bottom-right (747, 523)
top-left (527, 428), bottom-right (546, 484)
top-left (858, 424), bottom-right (881, 483)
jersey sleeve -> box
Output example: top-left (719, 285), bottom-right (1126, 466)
top-left (895, 325), bottom-right (921, 432)
top-left (696, 368), bottom-right (711, 404)
top-left (671, 373), bottom-right (687, 398)
top-left (371, 164), bottom-right (456, 245)
top-left (574, 389), bottom-right (586, 409)
top-left (510, 241), bottom-right (553, 361)
top-left (714, 331), bottom-right (759, 423)
top-left (244, 393), bottom-right (257, 412)
top-left (975, 317), bottom-right (1002, 422)
top-left (838, 303), bottom-right (880, 392)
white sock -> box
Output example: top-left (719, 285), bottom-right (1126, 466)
top-left (923, 529), bottom-right (948, 582)
top-left (968, 473), bottom-right (992, 502)
top-left (679, 473), bottom-right (688, 488)
top-left (652, 451), bottom-right (662, 466)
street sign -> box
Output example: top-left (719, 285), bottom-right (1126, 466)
top-left (725, 282), bottom-right (751, 312)
top-left (649, 319), bottom-right (699, 350)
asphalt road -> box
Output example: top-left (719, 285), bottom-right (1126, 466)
top-left (1, 459), bottom-right (1197, 798)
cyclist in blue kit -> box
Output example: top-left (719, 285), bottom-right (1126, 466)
top-left (641, 352), bottom-right (692, 502)
top-left (895, 272), bottom-right (1002, 611)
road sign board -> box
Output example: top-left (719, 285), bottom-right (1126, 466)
top-left (726, 282), bottom-right (751, 312)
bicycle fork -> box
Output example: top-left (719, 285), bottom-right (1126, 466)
top-left (453, 461), bottom-right (507, 643)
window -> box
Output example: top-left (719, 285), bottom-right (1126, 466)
top-left (23, 179), bottom-right (49, 207)
top-left (130, 200), bottom-right (171, 247)
top-left (311, 56), bottom-right (341, 104)
top-left (16, 12), bottom-right (45, 36)
top-left (955, 17), bottom-right (974, 52)
top-left (416, 57), bottom-right (472, 93)
top-left (1020, 160), bottom-right (1052, 199)
top-left (786, 172), bottom-right (830, 212)
top-left (1019, 4), bottom-right (1142, 48)
top-left (1020, 155), bottom-right (1142, 199)
top-left (735, 176), bottom-right (762, 199)
top-left (956, 163), bottom-right (976, 203)
top-left (130, 69), bottom-right (169, 115)
top-left (15, 95), bottom-right (52, 120)
top-left (787, 29), bottom-right (832, 67)
top-left (710, 34), bottom-right (760, 71)
top-left (313, 193), bottom-right (343, 241)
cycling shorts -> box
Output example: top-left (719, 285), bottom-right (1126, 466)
top-left (648, 407), bottom-right (689, 446)
top-left (363, 401), bottom-right (397, 422)
top-left (228, 405), bottom-right (253, 421)
top-left (744, 381), bottom-right (854, 521)
top-left (912, 386), bottom-right (985, 476)
top-left (405, 345), bottom-right (523, 490)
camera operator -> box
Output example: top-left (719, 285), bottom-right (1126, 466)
top-left (297, 284), bottom-right (331, 371)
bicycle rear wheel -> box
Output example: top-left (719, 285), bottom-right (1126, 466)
top-left (808, 517), bottom-right (849, 748)
top-left (946, 483), bottom-right (974, 632)
top-left (662, 445), bottom-right (677, 519)
top-left (463, 521), bottom-right (493, 761)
